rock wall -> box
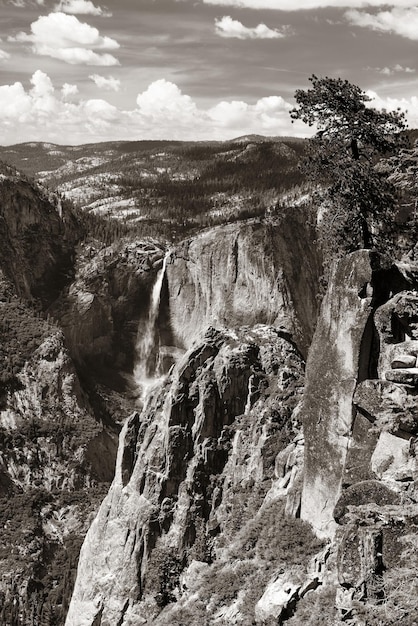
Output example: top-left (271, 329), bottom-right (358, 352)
top-left (0, 327), bottom-right (115, 623)
top-left (66, 326), bottom-right (307, 626)
top-left (300, 250), bottom-right (411, 538)
top-left (52, 240), bottom-right (166, 373)
top-left (0, 168), bottom-right (119, 623)
top-left (166, 209), bottom-right (322, 358)
top-left (0, 168), bottom-right (80, 306)
top-left (298, 247), bottom-right (418, 620)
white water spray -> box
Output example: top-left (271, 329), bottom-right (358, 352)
top-left (134, 253), bottom-right (168, 398)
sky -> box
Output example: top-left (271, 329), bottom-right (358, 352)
top-left (0, 0), bottom-right (418, 145)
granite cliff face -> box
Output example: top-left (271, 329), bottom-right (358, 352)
top-left (63, 206), bottom-right (327, 624)
top-left (166, 209), bottom-right (322, 358)
top-left (52, 240), bottom-right (166, 374)
top-left (68, 238), bottom-right (418, 625)
top-left (299, 249), bottom-right (418, 621)
top-left (300, 250), bottom-right (416, 536)
top-left (66, 325), bottom-right (317, 625)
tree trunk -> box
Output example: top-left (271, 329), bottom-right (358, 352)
top-left (350, 138), bottom-right (360, 160)
top-left (360, 216), bottom-right (373, 249)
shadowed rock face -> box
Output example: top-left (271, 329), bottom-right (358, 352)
top-left (166, 210), bottom-right (322, 358)
top-left (65, 326), bottom-right (305, 626)
top-left (51, 241), bottom-right (166, 373)
top-left (0, 171), bottom-right (80, 305)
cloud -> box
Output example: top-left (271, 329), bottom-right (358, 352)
top-left (0, 49), bottom-right (10, 61)
top-left (8, 0), bottom-right (45, 5)
top-left (61, 83), bottom-right (79, 98)
top-left (2, 72), bottom-right (416, 146)
top-left (0, 70), bottom-right (119, 143)
top-left (366, 90), bottom-right (418, 129)
top-left (9, 12), bottom-right (120, 65)
top-left (89, 74), bottom-right (121, 91)
top-left (54, 0), bottom-right (112, 17)
top-left (202, 0), bottom-right (418, 9)
top-left (0, 72), bottom-right (306, 144)
top-left (215, 16), bottom-right (287, 39)
top-left (346, 7), bottom-right (418, 40)
top-left (380, 64), bottom-right (415, 75)
top-left (208, 95), bottom-right (294, 132)
top-left (136, 79), bottom-right (198, 118)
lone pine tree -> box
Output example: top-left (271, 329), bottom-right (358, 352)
top-left (290, 75), bottom-right (407, 258)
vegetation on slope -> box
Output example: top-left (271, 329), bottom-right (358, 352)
top-left (1, 137), bottom-right (308, 244)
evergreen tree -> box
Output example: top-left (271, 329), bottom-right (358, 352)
top-left (290, 75), bottom-right (407, 259)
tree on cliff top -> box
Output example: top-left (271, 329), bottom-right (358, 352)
top-left (387, 139), bottom-right (418, 214)
top-left (290, 75), bottom-right (407, 258)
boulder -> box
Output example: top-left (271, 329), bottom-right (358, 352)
top-left (391, 354), bottom-right (417, 369)
top-left (371, 431), bottom-right (418, 483)
top-left (385, 368), bottom-right (418, 386)
top-left (333, 481), bottom-right (401, 524)
top-left (375, 292), bottom-right (418, 376)
top-left (254, 576), bottom-right (300, 623)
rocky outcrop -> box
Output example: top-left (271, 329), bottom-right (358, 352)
top-left (300, 250), bottom-right (413, 538)
top-left (0, 330), bottom-right (115, 490)
top-left (66, 325), bottom-right (307, 625)
top-left (296, 248), bottom-right (418, 621)
top-left (335, 504), bottom-right (418, 621)
top-left (166, 209), bottom-right (322, 358)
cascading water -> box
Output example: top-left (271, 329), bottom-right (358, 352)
top-left (134, 253), bottom-right (168, 400)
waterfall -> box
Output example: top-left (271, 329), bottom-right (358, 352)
top-left (134, 253), bottom-right (168, 396)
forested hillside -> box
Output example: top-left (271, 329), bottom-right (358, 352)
top-left (0, 137), bottom-right (307, 242)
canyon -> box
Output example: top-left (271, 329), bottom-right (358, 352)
top-left (1, 148), bottom-right (418, 625)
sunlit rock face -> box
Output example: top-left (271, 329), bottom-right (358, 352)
top-left (300, 250), bottom-right (411, 538)
top-left (66, 326), bottom-right (305, 626)
top-left (166, 209), bottom-right (322, 358)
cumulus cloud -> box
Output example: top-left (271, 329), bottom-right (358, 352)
top-left (0, 73), bottom-right (308, 144)
top-left (215, 16), bottom-right (288, 39)
top-left (2, 72), bottom-right (415, 146)
top-left (8, 0), bottom-right (45, 5)
top-left (9, 12), bottom-right (120, 65)
top-left (136, 79), bottom-right (198, 118)
top-left (0, 49), bottom-right (10, 61)
top-left (202, 0), bottom-right (418, 9)
top-left (0, 71), bottom-right (119, 143)
top-left (346, 7), bottom-right (418, 40)
top-left (208, 95), bottom-right (293, 132)
top-left (366, 90), bottom-right (418, 129)
top-left (54, 0), bottom-right (111, 17)
top-left (89, 74), bottom-right (121, 91)
top-left (61, 83), bottom-right (79, 98)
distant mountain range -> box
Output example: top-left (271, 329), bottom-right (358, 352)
top-left (0, 137), bottom-right (307, 241)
